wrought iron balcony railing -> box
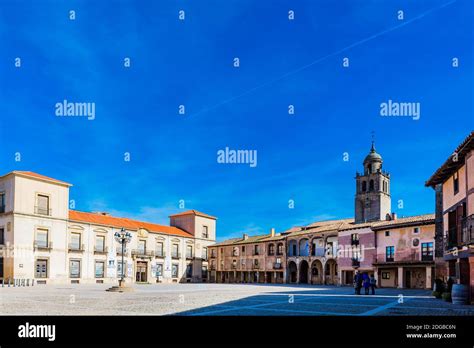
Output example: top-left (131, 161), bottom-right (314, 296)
top-left (462, 215), bottom-right (474, 245)
top-left (351, 239), bottom-right (360, 246)
top-left (116, 247), bottom-right (129, 255)
top-left (68, 243), bottom-right (85, 252)
top-left (131, 249), bottom-right (154, 257)
top-left (351, 258), bottom-right (360, 267)
top-left (421, 254), bottom-right (434, 261)
top-left (444, 226), bottom-right (458, 250)
top-left (374, 250), bottom-right (431, 263)
top-left (34, 241), bottom-right (53, 251)
top-left (94, 246), bottom-right (108, 254)
top-left (155, 250), bottom-right (166, 258)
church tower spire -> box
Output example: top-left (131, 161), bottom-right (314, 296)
top-left (355, 140), bottom-right (391, 223)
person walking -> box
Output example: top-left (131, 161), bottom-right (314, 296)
top-left (353, 272), bottom-right (360, 295)
top-left (363, 273), bottom-right (370, 295)
top-left (356, 271), bottom-right (363, 295)
top-left (369, 274), bottom-right (377, 295)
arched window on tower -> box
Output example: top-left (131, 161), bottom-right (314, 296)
top-left (361, 181), bottom-right (367, 192)
top-left (369, 180), bottom-right (374, 191)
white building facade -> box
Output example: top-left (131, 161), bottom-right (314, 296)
top-left (0, 171), bottom-right (216, 285)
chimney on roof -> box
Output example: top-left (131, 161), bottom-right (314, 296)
top-left (270, 228), bottom-right (275, 237)
top-left (243, 233), bottom-right (248, 240)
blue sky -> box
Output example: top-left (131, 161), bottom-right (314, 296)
top-left (0, 0), bottom-right (472, 241)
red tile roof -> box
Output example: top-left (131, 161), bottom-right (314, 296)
top-left (169, 209), bottom-right (217, 220)
top-left (288, 218), bottom-right (353, 237)
top-left (69, 210), bottom-right (193, 237)
top-left (371, 214), bottom-right (435, 230)
top-left (9, 171), bottom-right (72, 186)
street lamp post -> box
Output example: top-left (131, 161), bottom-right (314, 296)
top-left (114, 228), bottom-right (132, 287)
top-left (106, 228), bottom-right (133, 292)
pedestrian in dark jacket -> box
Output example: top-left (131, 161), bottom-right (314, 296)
top-left (363, 273), bottom-right (370, 295)
top-left (357, 272), bottom-right (363, 295)
top-left (354, 272), bottom-right (362, 295)
top-left (369, 275), bottom-right (377, 295)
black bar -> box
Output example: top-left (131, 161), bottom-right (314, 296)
top-left (0, 316), bottom-right (473, 346)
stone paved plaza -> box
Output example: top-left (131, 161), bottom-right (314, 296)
top-left (1, 283), bottom-right (473, 316)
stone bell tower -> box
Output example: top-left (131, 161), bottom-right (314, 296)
top-left (355, 141), bottom-right (391, 223)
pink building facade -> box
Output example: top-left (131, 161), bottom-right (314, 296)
top-left (338, 225), bottom-right (376, 286)
top-left (372, 215), bottom-right (435, 289)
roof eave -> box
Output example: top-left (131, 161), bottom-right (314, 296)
top-left (425, 131), bottom-right (474, 187)
top-left (8, 171), bottom-right (73, 187)
top-left (372, 219), bottom-right (435, 231)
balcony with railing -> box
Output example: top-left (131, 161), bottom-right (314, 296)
top-left (171, 252), bottom-right (181, 259)
top-left (34, 206), bottom-right (52, 216)
top-left (351, 258), bottom-right (360, 268)
top-left (462, 215), bottom-right (474, 245)
top-left (374, 250), bottom-right (433, 264)
top-left (116, 247), bottom-right (129, 255)
top-left (155, 250), bottom-right (166, 258)
top-left (444, 226), bottom-right (458, 250)
top-left (351, 239), bottom-right (360, 246)
top-left (94, 246), bottom-right (108, 255)
top-left (131, 249), bottom-right (154, 258)
top-left (442, 218), bottom-right (474, 251)
top-left (68, 243), bottom-right (85, 253)
top-left (34, 241), bottom-right (53, 251)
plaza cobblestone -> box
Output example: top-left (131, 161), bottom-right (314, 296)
top-left (1, 283), bottom-right (473, 316)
